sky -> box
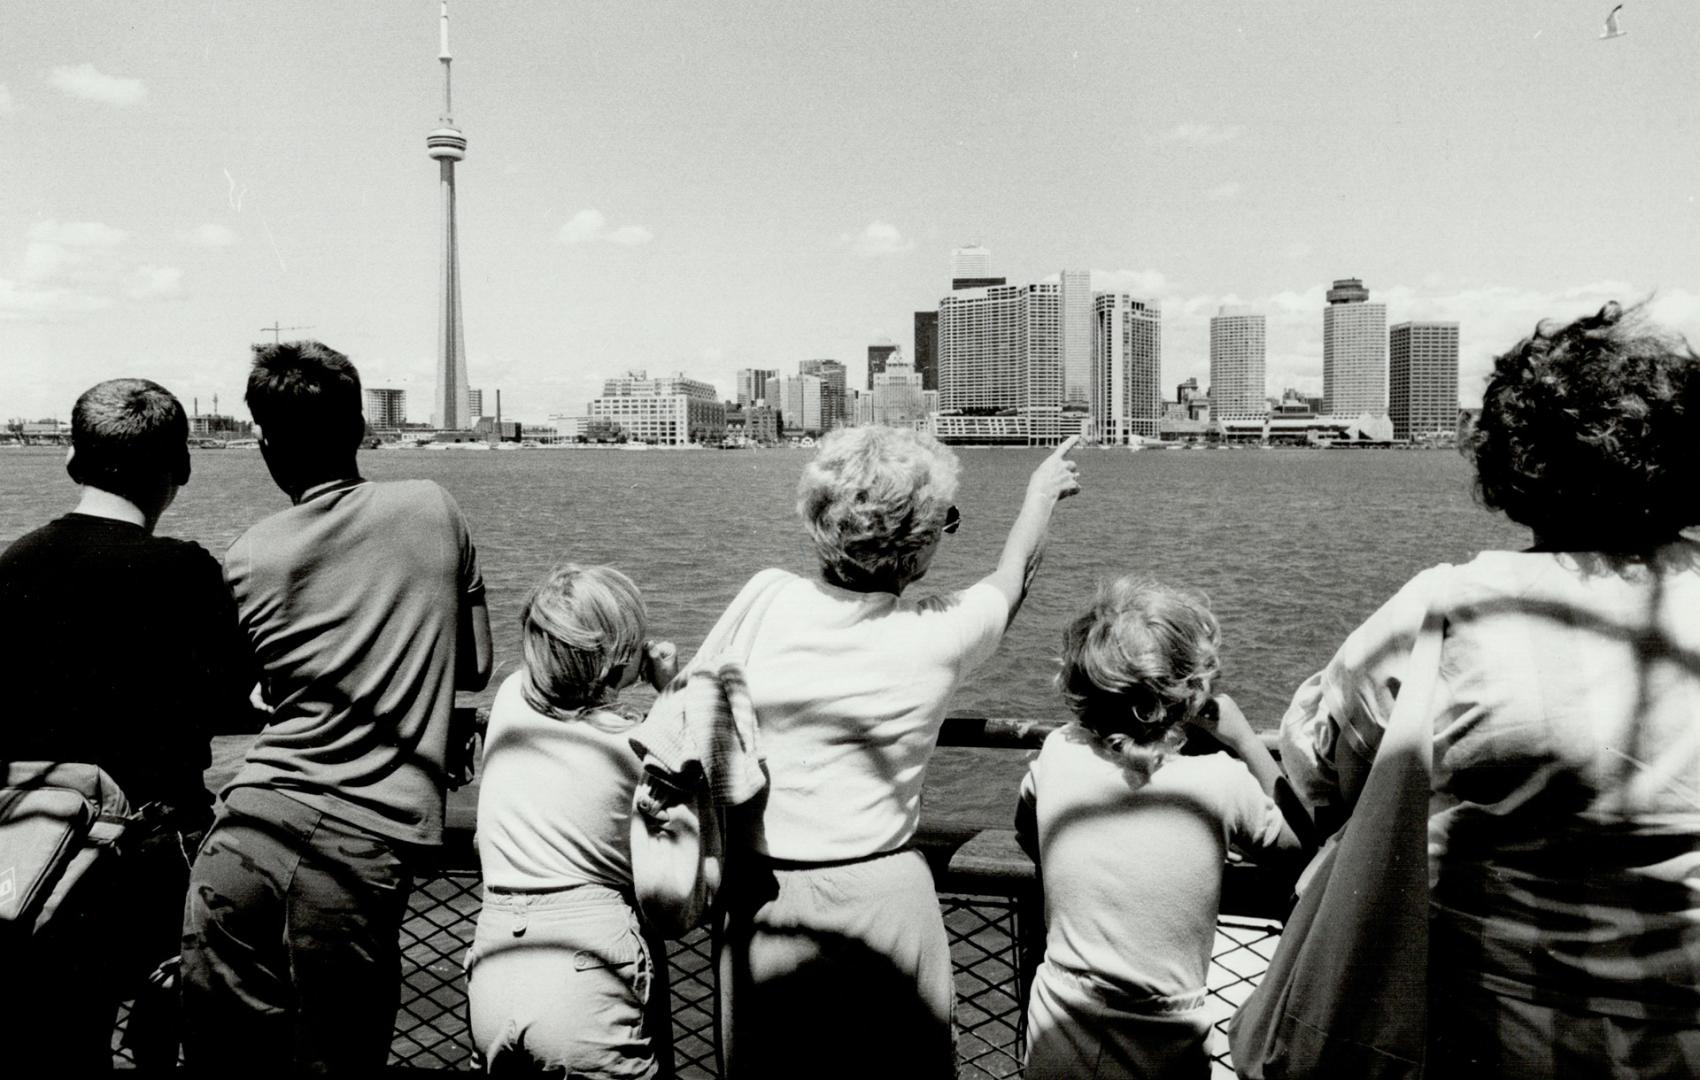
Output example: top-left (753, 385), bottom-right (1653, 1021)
top-left (3, 1), bottom-right (1698, 423)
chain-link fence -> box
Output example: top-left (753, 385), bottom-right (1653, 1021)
top-left (114, 861), bottom-right (1278, 1076)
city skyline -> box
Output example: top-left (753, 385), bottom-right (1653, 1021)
top-left (3, 4), bottom-right (1698, 423)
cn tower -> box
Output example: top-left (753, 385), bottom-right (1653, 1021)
top-left (428, 0), bottom-right (472, 431)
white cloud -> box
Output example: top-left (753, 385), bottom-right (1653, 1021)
top-left (0, 277), bottom-right (113, 319)
top-left (21, 220), bottom-right (128, 283)
top-left (1160, 122), bottom-right (1243, 147)
top-left (0, 84), bottom-right (17, 116)
top-left (841, 221), bottom-right (915, 257)
top-left (49, 63), bottom-right (146, 107)
top-left (181, 223), bottom-right (238, 247)
top-left (123, 264), bottom-right (184, 300)
top-left (558, 208), bottom-right (653, 246)
top-left (1206, 181), bottom-right (1242, 201)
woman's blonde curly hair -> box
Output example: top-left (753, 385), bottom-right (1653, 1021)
top-left (796, 426), bottom-right (961, 593)
top-left (1058, 576), bottom-right (1221, 781)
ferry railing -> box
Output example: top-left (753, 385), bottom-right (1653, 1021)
top-left (113, 713), bottom-right (1293, 1077)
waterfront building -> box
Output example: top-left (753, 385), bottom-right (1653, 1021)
top-left (867, 343), bottom-right (897, 390)
top-left (467, 388), bottom-right (483, 419)
top-left (938, 282), bottom-right (1061, 444)
top-left (799, 359), bottom-right (847, 427)
top-left (913, 310), bottom-right (939, 391)
top-left (473, 417), bottom-right (520, 442)
top-left (428, 1), bottom-right (474, 432)
top-left (1322, 277), bottom-right (1388, 418)
top-left (778, 374), bottom-right (824, 435)
top-left (736, 368), bottom-right (778, 407)
top-left (189, 414), bottom-right (254, 440)
top-left (1059, 270), bottom-right (1092, 406)
top-left (1090, 293), bottom-right (1163, 444)
top-left (587, 370), bottom-right (726, 446)
top-left (1209, 307), bottom-right (1268, 418)
top-left (1390, 321), bottom-right (1460, 442)
top-left (871, 350), bottom-right (928, 428)
top-left (364, 387), bottom-right (406, 429)
top-left (723, 405), bottom-right (780, 446)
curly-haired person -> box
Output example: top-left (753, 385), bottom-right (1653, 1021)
top-left (1016, 578), bottom-right (1298, 1080)
top-left (635, 425), bottom-right (1082, 1079)
top-left (1278, 301), bottom-right (1700, 1078)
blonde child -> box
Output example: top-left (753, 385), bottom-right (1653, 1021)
top-left (466, 564), bottom-right (676, 1078)
top-left (1017, 577), bottom-right (1298, 1080)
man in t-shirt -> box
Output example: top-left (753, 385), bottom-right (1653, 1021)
top-left (180, 341), bottom-right (492, 1074)
top-left (0, 378), bottom-right (255, 1072)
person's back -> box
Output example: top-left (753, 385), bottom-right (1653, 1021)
top-left (225, 476), bottom-right (479, 844)
top-left (180, 341), bottom-right (491, 1075)
top-left (1017, 578), bottom-right (1293, 1080)
top-left (0, 378), bottom-right (251, 1073)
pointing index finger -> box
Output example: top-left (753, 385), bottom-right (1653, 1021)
top-left (1051, 435), bottom-right (1082, 458)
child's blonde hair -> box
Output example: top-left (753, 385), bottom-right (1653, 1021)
top-left (520, 563), bottom-right (647, 723)
top-left (1058, 576), bottom-right (1221, 781)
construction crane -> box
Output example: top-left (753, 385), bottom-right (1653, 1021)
top-left (259, 322), bottom-right (315, 344)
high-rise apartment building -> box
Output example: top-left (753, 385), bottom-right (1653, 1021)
top-left (867, 343), bottom-right (898, 390)
top-left (779, 374), bottom-right (824, 435)
top-left (1090, 293), bottom-right (1163, 443)
top-left (467, 388), bottom-right (484, 418)
top-left (736, 368), bottom-right (779, 407)
top-left (587, 370), bottom-right (726, 446)
top-left (799, 359), bottom-right (847, 428)
top-left (364, 388), bottom-right (406, 429)
top-left (1390, 321), bottom-right (1460, 441)
top-left (1059, 270), bottom-right (1092, 405)
top-left (1323, 277), bottom-right (1388, 418)
top-left (1209, 307), bottom-right (1268, 418)
top-left (937, 279), bottom-right (1093, 445)
top-left (913, 310), bottom-right (939, 391)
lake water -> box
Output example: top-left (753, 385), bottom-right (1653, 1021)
top-left (0, 444), bottom-right (1526, 826)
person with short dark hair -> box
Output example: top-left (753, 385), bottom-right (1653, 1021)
top-left (0, 377), bottom-right (255, 1073)
top-left (1278, 302), bottom-right (1700, 1077)
top-left (180, 341), bottom-right (493, 1075)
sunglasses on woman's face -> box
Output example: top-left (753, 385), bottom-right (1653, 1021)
top-left (942, 506), bottom-right (962, 535)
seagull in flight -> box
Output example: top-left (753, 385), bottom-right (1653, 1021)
top-left (1601, 4), bottom-right (1627, 39)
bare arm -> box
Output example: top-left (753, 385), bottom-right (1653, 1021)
top-left (1191, 694), bottom-right (1301, 852)
top-left (458, 596), bottom-right (493, 692)
top-left (979, 436), bottom-right (1082, 623)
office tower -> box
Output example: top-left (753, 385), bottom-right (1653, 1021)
top-left (1059, 270), bottom-right (1092, 405)
top-left (950, 244), bottom-right (1006, 291)
top-left (867, 343), bottom-right (898, 390)
top-left (871, 350), bottom-right (928, 428)
top-left (799, 359), bottom-right (847, 427)
top-left (587, 370), bottom-right (727, 446)
top-left (1390, 321), bottom-right (1460, 441)
top-left (913, 310), bottom-right (939, 390)
top-left (467, 388), bottom-right (483, 418)
top-left (1090, 293), bottom-right (1163, 444)
top-left (365, 388), bottom-right (406, 429)
top-left (779, 374), bottom-right (824, 434)
top-left (1209, 307), bottom-right (1268, 417)
top-left (1322, 277), bottom-right (1388, 417)
top-left (428, 1), bottom-right (473, 431)
top-left (736, 368), bottom-right (779, 407)
top-left (937, 282), bottom-right (1069, 444)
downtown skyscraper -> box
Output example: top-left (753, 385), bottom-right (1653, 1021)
top-left (1091, 293), bottom-right (1163, 443)
top-left (937, 282), bottom-right (1067, 443)
top-left (1390, 321), bottom-right (1460, 441)
top-left (1209, 307), bottom-right (1267, 418)
top-left (1322, 278), bottom-right (1388, 418)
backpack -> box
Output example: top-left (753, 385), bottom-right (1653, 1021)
top-left (0, 760), bottom-right (135, 938)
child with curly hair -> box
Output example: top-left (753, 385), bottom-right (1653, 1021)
top-left (1017, 576), bottom-right (1297, 1079)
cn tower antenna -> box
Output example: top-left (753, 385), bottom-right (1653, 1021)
top-left (439, 0), bottom-right (454, 121)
